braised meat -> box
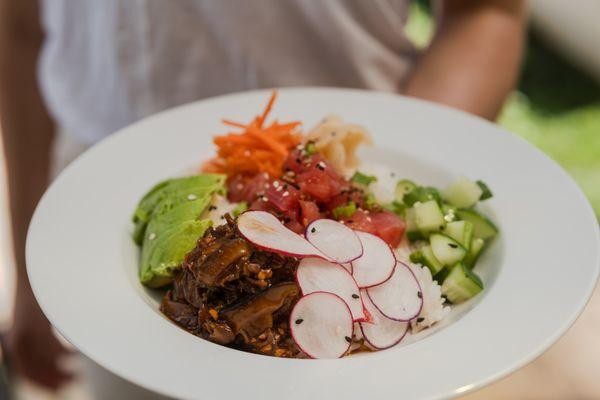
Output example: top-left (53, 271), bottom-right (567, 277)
top-left (160, 215), bottom-right (303, 357)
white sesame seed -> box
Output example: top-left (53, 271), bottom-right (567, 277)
top-left (273, 181), bottom-right (280, 188)
top-left (187, 194), bottom-right (197, 201)
top-left (264, 183), bottom-right (270, 189)
top-left (261, 196), bottom-right (268, 202)
top-left (276, 186), bottom-right (283, 192)
top-left (148, 233), bottom-right (156, 241)
top-left (282, 191), bottom-right (289, 197)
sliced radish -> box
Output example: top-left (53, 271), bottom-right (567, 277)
top-left (237, 211), bottom-right (324, 258)
top-left (296, 257), bottom-right (367, 321)
top-left (366, 262), bottom-right (423, 321)
top-left (305, 219), bottom-right (363, 263)
top-left (290, 292), bottom-right (353, 359)
top-left (342, 263), bottom-right (353, 273)
top-left (359, 289), bottom-right (409, 350)
top-left (351, 231), bottom-right (396, 288)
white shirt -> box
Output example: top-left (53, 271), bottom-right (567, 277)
top-left (39, 0), bottom-right (416, 144)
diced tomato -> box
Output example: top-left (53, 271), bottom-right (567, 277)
top-left (299, 200), bottom-right (321, 226)
top-left (370, 210), bottom-right (406, 248)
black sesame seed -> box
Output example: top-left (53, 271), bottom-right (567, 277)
top-left (208, 205), bottom-right (217, 211)
top-left (296, 158), bottom-right (302, 164)
top-left (417, 317), bottom-right (425, 323)
top-left (345, 336), bottom-right (352, 343)
top-left (417, 291), bottom-right (423, 299)
top-left (311, 227), bottom-right (316, 233)
top-left (295, 318), bottom-right (304, 325)
top-left (347, 220), bottom-right (354, 223)
top-left (351, 294), bottom-right (359, 299)
top-left (448, 243), bottom-right (458, 249)
top-left (439, 225), bottom-right (444, 230)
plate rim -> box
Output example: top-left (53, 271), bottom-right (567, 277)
top-left (27, 87), bottom-right (600, 400)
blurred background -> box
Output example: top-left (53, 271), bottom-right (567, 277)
top-left (0, 1), bottom-right (599, 399)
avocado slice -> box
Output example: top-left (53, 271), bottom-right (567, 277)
top-left (132, 174), bottom-right (225, 244)
top-left (139, 219), bottom-right (212, 288)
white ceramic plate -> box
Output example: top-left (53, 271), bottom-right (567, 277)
top-left (27, 88), bottom-right (600, 400)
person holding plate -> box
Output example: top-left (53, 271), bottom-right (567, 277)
top-left (0, 0), bottom-right (525, 398)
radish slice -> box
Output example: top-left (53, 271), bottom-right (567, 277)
top-left (290, 292), bottom-right (353, 359)
top-left (296, 258), bottom-right (367, 321)
top-left (366, 262), bottom-right (423, 321)
top-left (359, 289), bottom-right (409, 350)
top-left (237, 211), bottom-right (324, 258)
top-left (305, 219), bottom-right (363, 263)
top-left (351, 231), bottom-right (396, 288)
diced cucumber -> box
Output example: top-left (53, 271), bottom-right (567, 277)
top-left (444, 176), bottom-right (483, 208)
top-left (444, 221), bottom-right (474, 250)
top-left (403, 186), bottom-right (442, 207)
top-left (395, 179), bottom-right (417, 203)
top-left (442, 203), bottom-right (458, 223)
top-left (410, 245), bottom-right (444, 276)
top-left (430, 233), bottom-right (467, 266)
top-left (414, 200), bottom-right (445, 234)
top-left (476, 180), bottom-right (493, 201)
top-left (405, 207), bottom-right (426, 241)
top-left (456, 209), bottom-right (498, 240)
top-left (464, 238), bottom-right (485, 269)
top-left (441, 262), bottom-right (483, 303)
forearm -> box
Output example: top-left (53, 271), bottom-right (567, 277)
top-left (0, 0), bottom-right (54, 308)
top-left (404, 0), bottom-right (526, 120)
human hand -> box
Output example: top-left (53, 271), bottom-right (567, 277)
top-left (5, 299), bottom-right (74, 390)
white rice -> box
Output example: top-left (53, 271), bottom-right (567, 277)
top-left (203, 194), bottom-right (238, 226)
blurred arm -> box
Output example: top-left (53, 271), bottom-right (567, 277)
top-left (404, 0), bottom-right (526, 120)
top-left (0, 0), bottom-right (71, 390)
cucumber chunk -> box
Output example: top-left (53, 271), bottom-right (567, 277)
top-left (444, 176), bottom-right (483, 208)
top-left (410, 245), bottom-right (444, 276)
top-left (403, 186), bottom-right (442, 207)
top-left (414, 200), bottom-right (445, 234)
top-left (442, 203), bottom-right (458, 223)
top-left (444, 221), bottom-right (474, 250)
top-left (441, 262), bottom-right (483, 303)
top-left (456, 209), bottom-right (498, 240)
top-left (430, 233), bottom-right (467, 266)
top-left (405, 207), bottom-right (426, 241)
top-left (395, 179), bottom-right (417, 203)
top-left (464, 237), bottom-right (485, 269)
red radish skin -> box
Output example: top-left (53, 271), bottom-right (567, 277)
top-left (237, 211), bottom-right (325, 258)
top-left (366, 261), bottom-right (423, 321)
top-left (359, 289), bottom-right (409, 350)
top-left (296, 258), bottom-right (368, 322)
top-left (289, 292), bottom-right (353, 359)
top-left (305, 219), bottom-right (363, 264)
top-left (351, 231), bottom-right (396, 288)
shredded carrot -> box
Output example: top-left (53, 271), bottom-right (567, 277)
top-left (202, 91), bottom-right (302, 178)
